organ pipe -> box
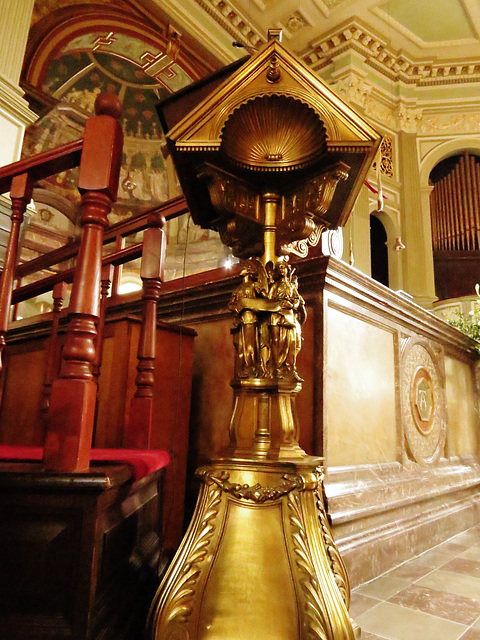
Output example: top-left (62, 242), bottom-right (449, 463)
top-left (475, 159), bottom-right (480, 247)
top-left (430, 152), bottom-right (480, 251)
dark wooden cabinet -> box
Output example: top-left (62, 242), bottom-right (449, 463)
top-left (0, 462), bottom-right (164, 640)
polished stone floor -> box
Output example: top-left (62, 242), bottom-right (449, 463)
top-left (351, 525), bottom-right (480, 640)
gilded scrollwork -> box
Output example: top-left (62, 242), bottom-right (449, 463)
top-left (151, 480), bottom-right (223, 639)
top-left (315, 487), bottom-right (351, 608)
top-left (282, 222), bottom-right (324, 258)
top-left (281, 163), bottom-right (349, 222)
top-left (288, 490), bottom-right (330, 640)
top-left (204, 470), bottom-right (304, 502)
top-left (229, 258), bottom-right (306, 381)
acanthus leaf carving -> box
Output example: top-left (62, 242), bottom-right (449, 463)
top-left (152, 476), bottom-right (223, 637)
top-left (332, 73), bottom-right (372, 110)
top-left (396, 104), bottom-right (423, 133)
top-left (315, 485), bottom-right (351, 608)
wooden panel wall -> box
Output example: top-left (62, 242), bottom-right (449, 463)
top-left (0, 313), bottom-right (195, 550)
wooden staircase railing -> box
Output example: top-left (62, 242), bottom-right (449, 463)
top-left (41, 280), bottom-right (67, 425)
top-left (0, 93), bottom-right (123, 473)
top-left (0, 174), bottom-right (34, 370)
top-left (124, 211), bottom-right (166, 449)
top-left (0, 84), bottom-right (192, 476)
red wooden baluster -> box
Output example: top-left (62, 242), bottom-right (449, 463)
top-left (41, 281), bottom-right (68, 425)
top-left (0, 173), bottom-right (33, 371)
top-left (111, 235), bottom-right (124, 298)
top-left (124, 214), bottom-right (166, 448)
top-left (93, 264), bottom-right (114, 383)
top-left (43, 94), bottom-right (123, 473)
top-left (11, 277), bottom-right (21, 322)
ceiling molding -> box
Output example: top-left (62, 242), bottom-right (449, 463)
top-left (311, 0), bottom-right (330, 19)
top-left (193, 0), bottom-right (266, 50)
top-left (463, 0), bottom-right (480, 39)
top-left (156, 0), bottom-right (247, 64)
top-left (303, 19), bottom-right (480, 87)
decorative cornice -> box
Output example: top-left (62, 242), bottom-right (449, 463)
top-left (418, 112), bottom-right (480, 135)
top-left (194, 0), bottom-right (265, 50)
top-left (0, 74), bottom-right (37, 126)
top-left (330, 70), bottom-right (480, 135)
top-left (303, 20), bottom-right (480, 87)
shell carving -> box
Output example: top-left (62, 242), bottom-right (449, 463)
top-left (221, 95), bottom-right (327, 172)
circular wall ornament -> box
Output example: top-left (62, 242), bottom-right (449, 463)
top-left (401, 339), bottom-right (446, 465)
top-left (410, 366), bottom-right (434, 434)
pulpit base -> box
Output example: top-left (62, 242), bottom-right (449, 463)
top-left (149, 457), bottom-right (357, 640)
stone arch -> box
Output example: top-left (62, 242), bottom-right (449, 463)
top-left (420, 138), bottom-right (480, 300)
top-left (419, 137), bottom-right (480, 188)
top-left (370, 207), bottom-right (403, 290)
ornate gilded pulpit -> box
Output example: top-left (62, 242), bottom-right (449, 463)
top-left (149, 30), bottom-right (381, 640)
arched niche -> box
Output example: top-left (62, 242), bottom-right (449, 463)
top-left (419, 137), bottom-right (480, 186)
top-left (369, 207), bottom-right (403, 291)
top-left (370, 213), bottom-right (389, 286)
top-left (427, 148), bottom-right (480, 300)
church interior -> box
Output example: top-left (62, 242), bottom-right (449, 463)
top-left (0, 1), bottom-right (480, 638)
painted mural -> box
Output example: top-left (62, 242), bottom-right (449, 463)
top-left (21, 25), bottom-right (230, 291)
top-left (24, 30), bottom-right (184, 216)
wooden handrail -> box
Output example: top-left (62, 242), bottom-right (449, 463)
top-left (12, 243), bottom-right (143, 304)
top-left (43, 92), bottom-right (124, 473)
top-left (0, 139), bottom-right (83, 196)
top-left (15, 195), bottom-right (189, 280)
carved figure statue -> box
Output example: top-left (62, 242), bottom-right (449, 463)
top-left (229, 262), bottom-right (261, 378)
top-left (268, 261), bottom-right (306, 380)
top-left (229, 258), bottom-right (306, 381)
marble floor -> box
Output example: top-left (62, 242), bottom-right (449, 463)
top-left (351, 525), bottom-right (480, 640)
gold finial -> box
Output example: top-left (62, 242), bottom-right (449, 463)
top-left (268, 28), bottom-right (282, 42)
top-left (267, 54), bottom-right (281, 83)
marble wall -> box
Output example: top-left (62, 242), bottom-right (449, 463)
top-left (312, 257), bottom-right (480, 587)
top-left (324, 303), bottom-right (397, 466)
top-left (445, 356), bottom-right (478, 457)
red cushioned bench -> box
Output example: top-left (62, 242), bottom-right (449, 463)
top-left (0, 444), bottom-right (170, 481)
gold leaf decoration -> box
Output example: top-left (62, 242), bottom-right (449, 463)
top-left (150, 478), bottom-right (223, 638)
top-left (221, 95), bottom-right (327, 172)
top-left (315, 482), bottom-right (351, 608)
top-left (206, 470), bottom-right (303, 502)
top-left (288, 491), bottom-right (330, 640)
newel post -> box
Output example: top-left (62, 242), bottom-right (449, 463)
top-left (43, 94), bottom-right (123, 472)
top-left (124, 213), bottom-right (165, 448)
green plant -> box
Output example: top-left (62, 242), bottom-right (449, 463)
top-left (448, 284), bottom-right (480, 352)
